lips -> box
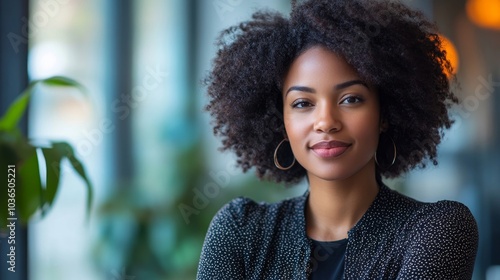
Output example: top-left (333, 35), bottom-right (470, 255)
top-left (310, 140), bottom-right (351, 158)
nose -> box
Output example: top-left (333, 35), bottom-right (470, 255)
top-left (313, 102), bottom-right (342, 133)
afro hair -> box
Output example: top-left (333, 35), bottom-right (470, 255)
top-left (205, 0), bottom-right (458, 184)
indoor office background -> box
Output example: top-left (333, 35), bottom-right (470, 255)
top-left (0, 0), bottom-right (498, 279)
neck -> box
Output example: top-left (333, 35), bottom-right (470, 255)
top-left (305, 161), bottom-right (379, 241)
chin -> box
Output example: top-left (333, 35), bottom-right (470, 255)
top-left (308, 169), bottom-right (358, 182)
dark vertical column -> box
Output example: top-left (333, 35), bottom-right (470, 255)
top-left (0, 1), bottom-right (30, 280)
top-left (187, 0), bottom-right (198, 119)
top-left (105, 0), bottom-right (134, 183)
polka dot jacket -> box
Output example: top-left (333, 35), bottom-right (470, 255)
top-left (197, 184), bottom-right (478, 279)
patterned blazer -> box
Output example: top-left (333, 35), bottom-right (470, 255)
top-left (197, 184), bottom-right (478, 279)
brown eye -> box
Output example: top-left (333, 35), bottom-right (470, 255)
top-left (340, 96), bottom-right (363, 104)
top-left (292, 100), bottom-right (312, 108)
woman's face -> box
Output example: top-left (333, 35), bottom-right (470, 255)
top-left (282, 45), bottom-right (380, 182)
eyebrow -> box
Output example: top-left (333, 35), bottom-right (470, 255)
top-left (285, 79), bottom-right (368, 96)
top-left (335, 80), bottom-right (368, 90)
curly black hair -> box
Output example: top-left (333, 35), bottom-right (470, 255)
top-left (205, 0), bottom-right (458, 184)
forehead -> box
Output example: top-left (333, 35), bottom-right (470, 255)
top-left (284, 45), bottom-right (360, 85)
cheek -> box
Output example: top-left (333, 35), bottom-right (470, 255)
top-left (283, 113), bottom-right (310, 158)
top-left (284, 113), bottom-right (308, 138)
top-left (352, 110), bottom-right (381, 148)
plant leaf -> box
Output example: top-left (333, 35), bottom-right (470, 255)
top-left (17, 148), bottom-right (43, 223)
top-left (0, 87), bottom-right (32, 131)
top-left (0, 144), bottom-right (18, 229)
top-left (41, 147), bottom-right (63, 209)
top-left (41, 76), bottom-right (86, 93)
top-left (0, 76), bottom-right (86, 132)
top-left (1, 129), bottom-right (36, 161)
top-left (52, 142), bottom-right (93, 220)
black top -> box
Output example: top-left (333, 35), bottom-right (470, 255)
top-left (309, 238), bottom-right (347, 280)
top-left (197, 184), bottom-right (478, 279)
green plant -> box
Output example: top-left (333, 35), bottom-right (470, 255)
top-left (0, 76), bottom-right (93, 230)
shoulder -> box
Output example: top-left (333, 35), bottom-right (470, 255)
top-left (208, 197), bottom-right (261, 233)
top-left (392, 196), bottom-right (479, 250)
top-left (409, 200), bottom-right (478, 240)
top-left (398, 200), bottom-right (478, 279)
top-left (198, 195), bottom-right (307, 279)
top-left (210, 195), bottom-right (304, 231)
top-left (376, 186), bottom-right (477, 235)
top-left (199, 196), bottom-right (300, 279)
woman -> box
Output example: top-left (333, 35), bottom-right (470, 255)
top-left (197, 0), bottom-right (478, 279)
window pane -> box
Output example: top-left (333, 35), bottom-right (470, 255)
top-left (28, 0), bottom-right (107, 279)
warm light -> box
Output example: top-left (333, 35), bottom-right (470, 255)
top-left (466, 0), bottom-right (500, 30)
top-left (440, 35), bottom-right (459, 77)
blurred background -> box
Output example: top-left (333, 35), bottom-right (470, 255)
top-left (0, 0), bottom-right (499, 279)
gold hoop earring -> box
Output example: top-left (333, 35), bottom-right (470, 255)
top-left (375, 135), bottom-right (397, 169)
top-left (274, 139), bottom-right (296, 170)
